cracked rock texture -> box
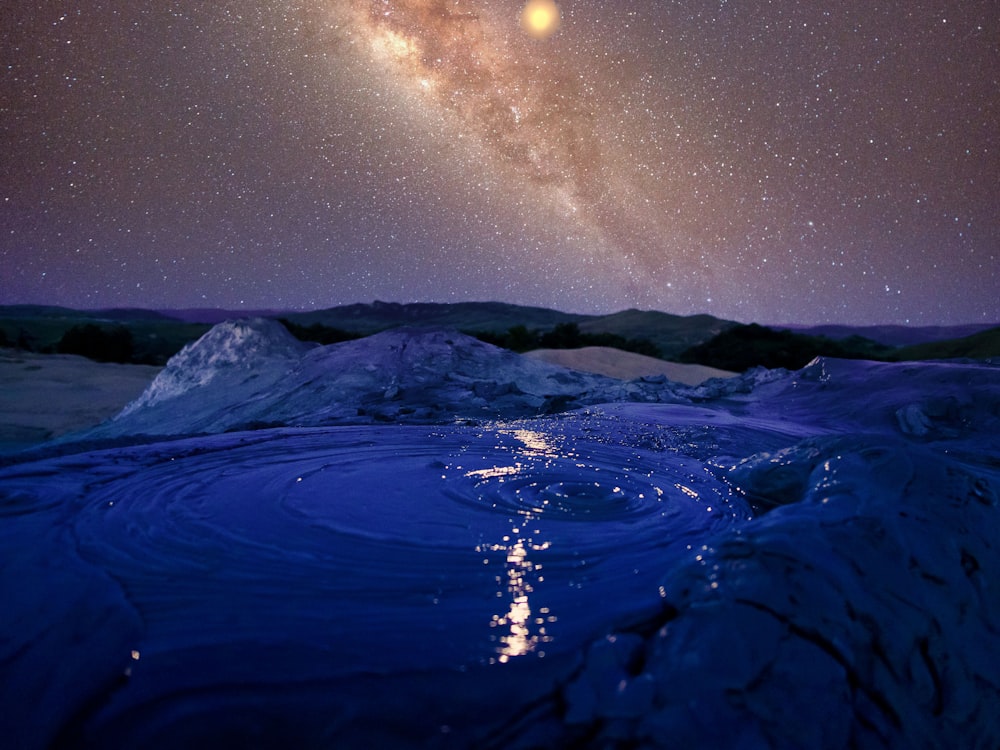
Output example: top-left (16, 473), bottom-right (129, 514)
top-left (563, 437), bottom-right (1000, 748)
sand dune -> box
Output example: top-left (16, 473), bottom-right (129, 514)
top-left (525, 346), bottom-right (737, 385)
top-left (0, 349), bottom-right (160, 451)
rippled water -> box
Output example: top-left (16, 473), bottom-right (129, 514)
top-left (0, 411), bottom-right (754, 747)
top-left (82, 420), bottom-right (747, 665)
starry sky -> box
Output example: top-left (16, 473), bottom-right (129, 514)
top-left (2, 1), bottom-right (998, 325)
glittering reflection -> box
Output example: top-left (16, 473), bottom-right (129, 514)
top-left (676, 483), bottom-right (700, 500)
top-left (458, 461), bottom-right (668, 522)
top-left (506, 428), bottom-right (565, 457)
top-left (480, 527), bottom-right (554, 663)
top-left (456, 424), bottom-right (685, 660)
top-left (462, 427), bottom-right (568, 484)
top-left (465, 464), bottom-right (524, 481)
top-left (465, 428), bottom-right (563, 660)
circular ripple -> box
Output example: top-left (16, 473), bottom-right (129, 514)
top-left (532, 478), bottom-right (637, 517)
top-left (462, 466), bottom-right (665, 522)
top-left (1, 417), bottom-right (752, 745)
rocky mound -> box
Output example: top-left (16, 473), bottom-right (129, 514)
top-left (81, 321), bottom-right (683, 438)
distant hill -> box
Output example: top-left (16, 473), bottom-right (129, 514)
top-left (889, 326), bottom-right (1000, 361)
top-left (0, 305), bottom-right (103, 321)
top-left (677, 324), bottom-right (895, 372)
top-left (579, 309), bottom-right (737, 359)
top-left (678, 322), bottom-right (1000, 372)
top-left (156, 308), bottom-right (288, 324)
top-left (0, 305), bottom-right (175, 322)
top-left (4, 302), bottom-right (998, 370)
top-left (0, 305), bottom-right (82, 320)
top-left (783, 323), bottom-right (998, 347)
top-left (277, 303), bottom-right (738, 360)
top-left (283, 300), bottom-right (590, 335)
top-left (0, 306), bottom-right (209, 365)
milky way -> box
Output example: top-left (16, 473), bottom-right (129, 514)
top-left (1, 1), bottom-right (997, 324)
top-left (345, 1), bottom-right (663, 276)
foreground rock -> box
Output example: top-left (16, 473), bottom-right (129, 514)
top-left (561, 436), bottom-right (1000, 748)
top-left (556, 357), bottom-right (1000, 748)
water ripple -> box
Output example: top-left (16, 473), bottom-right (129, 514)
top-left (0, 415), bottom-right (752, 745)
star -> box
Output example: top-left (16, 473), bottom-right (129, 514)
top-left (521, 0), bottom-right (561, 39)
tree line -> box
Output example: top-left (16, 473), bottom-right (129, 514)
top-left (470, 323), bottom-right (662, 357)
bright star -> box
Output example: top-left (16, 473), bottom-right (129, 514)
top-left (521, 0), bottom-right (561, 39)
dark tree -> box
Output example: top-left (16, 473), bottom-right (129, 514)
top-left (504, 325), bottom-right (540, 352)
top-left (539, 322), bottom-right (583, 349)
top-left (471, 323), bottom-right (660, 358)
top-left (15, 328), bottom-right (37, 351)
top-left (56, 324), bottom-right (135, 363)
top-left (677, 323), bottom-right (891, 372)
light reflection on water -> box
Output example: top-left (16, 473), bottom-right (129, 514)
top-left (447, 426), bottom-right (712, 663)
top-left (479, 534), bottom-right (555, 662)
top-left (301, 420), bottom-right (733, 665)
top-left (439, 422), bottom-right (736, 662)
top-left (505, 428), bottom-right (567, 458)
top-left (468, 428), bottom-right (564, 662)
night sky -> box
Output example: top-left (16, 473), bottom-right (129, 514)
top-left (2, 1), bottom-right (998, 325)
